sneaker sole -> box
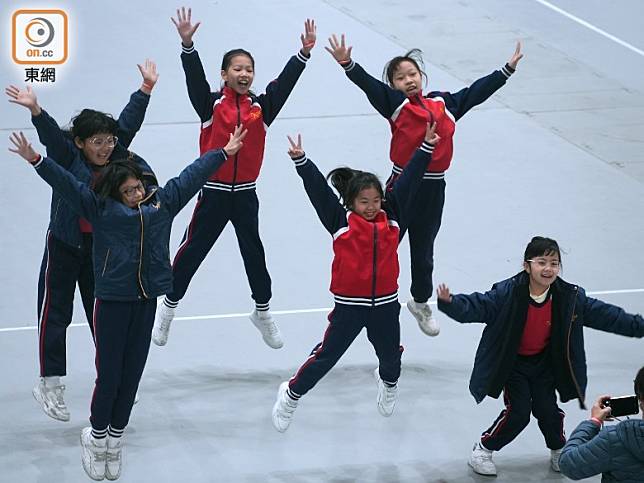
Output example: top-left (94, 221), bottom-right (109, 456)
top-left (32, 386), bottom-right (70, 422)
top-left (468, 459), bottom-right (497, 476)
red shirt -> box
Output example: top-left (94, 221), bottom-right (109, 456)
top-left (518, 297), bottom-right (553, 355)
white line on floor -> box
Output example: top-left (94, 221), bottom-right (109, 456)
top-left (2, 288), bottom-right (643, 334)
top-left (534, 0), bottom-right (644, 57)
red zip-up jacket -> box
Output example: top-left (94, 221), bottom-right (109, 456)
top-left (290, 141), bottom-right (434, 306)
top-left (341, 60), bottom-right (514, 175)
top-left (181, 42), bottom-right (309, 191)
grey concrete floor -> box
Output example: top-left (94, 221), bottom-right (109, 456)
top-left (1, 0), bottom-right (643, 481)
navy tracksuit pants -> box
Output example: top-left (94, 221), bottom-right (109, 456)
top-left (167, 188), bottom-right (271, 306)
top-left (481, 351), bottom-right (566, 451)
top-left (387, 174), bottom-right (446, 304)
top-left (37, 231), bottom-right (95, 377)
top-left (90, 298), bottom-right (156, 431)
top-left (289, 302), bottom-right (403, 396)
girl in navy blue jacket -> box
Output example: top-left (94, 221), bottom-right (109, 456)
top-left (152, 8), bottom-right (316, 350)
top-left (9, 126), bottom-right (245, 481)
top-left (5, 61), bottom-right (158, 423)
top-left (436, 236), bottom-right (644, 477)
top-left (271, 123), bottom-right (439, 433)
top-left (326, 34), bottom-right (523, 337)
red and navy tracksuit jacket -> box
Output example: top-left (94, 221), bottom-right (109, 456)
top-left (341, 59), bottom-right (515, 177)
top-left (291, 141), bottom-right (435, 306)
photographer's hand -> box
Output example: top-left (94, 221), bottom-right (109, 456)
top-left (590, 395), bottom-right (612, 425)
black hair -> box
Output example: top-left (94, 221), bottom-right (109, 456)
top-left (635, 366), bottom-right (644, 400)
top-left (221, 48), bottom-right (255, 71)
top-left (69, 109), bottom-right (118, 141)
top-left (523, 236), bottom-right (562, 263)
top-left (326, 167), bottom-right (384, 210)
top-left (382, 48), bottom-right (428, 88)
top-left (93, 159), bottom-right (143, 202)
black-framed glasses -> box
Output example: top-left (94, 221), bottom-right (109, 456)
top-left (120, 182), bottom-right (145, 197)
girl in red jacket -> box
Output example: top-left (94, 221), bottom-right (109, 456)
top-left (326, 34), bottom-right (523, 337)
top-left (153, 7), bottom-right (316, 350)
top-left (272, 123), bottom-right (439, 433)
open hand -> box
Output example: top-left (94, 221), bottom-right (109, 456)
top-left (287, 134), bottom-right (304, 159)
top-left (5, 85), bottom-right (41, 116)
top-left (8, 131), bottom-right (39, 163)
top-left (508, 41), bottom-right (523, 70)
top-left (171, 6), bottom-right (201, 45)
top-left (300, 19), bottom-right (316, 56)
top-left (223, 124), bottom-right (247, 156)
top-left (137, 59), bottom-right (159, 91)
top-left (325, 34), bottom-right (352, 64)
top-left (436, 283), bottom-right (452, 303)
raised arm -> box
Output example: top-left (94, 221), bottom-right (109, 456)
top-left (325, 34), bottom-right (406, 119)
top-left (9, 132), bottom-right (98, 220)
top-left (436, 41), bottom-right (523, 121)
top-left (386, 122), bottom-right (438, 230)
top-left (258, 19), bottom-right (315, 127)
top-left (287, 134), bottom-right (347, 235)
top-left (161, 125), bottom-right (246, 216)
top-left (6, 84), bottom-right (76, 167)
top-left (115, 59), bottom-right (158, 149)
top-left (172, 7), bottom-right (215, 123)
top-left (581, 290), bottom-right (644, 338)
top-left (436, 282), bottom-right (501, 324)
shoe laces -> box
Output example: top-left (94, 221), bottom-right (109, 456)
top-left (50, 384), bottom-right (66, 408)
top-left (382, 384), bottom-right (397, 403)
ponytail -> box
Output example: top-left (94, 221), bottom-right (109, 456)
top-left (327, 167), bottom-right (383, 209)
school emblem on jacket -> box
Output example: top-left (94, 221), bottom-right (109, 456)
top-left (248, 108), bottom-right (262, 122)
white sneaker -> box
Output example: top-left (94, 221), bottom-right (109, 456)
top-left (272, 381), bottom-right (298, 432)
top-left (550, 448), bottom-right (562, 472)
top-left (407, 300), bottom-right (440, 336)
top-left (80, 427), bottom-right (107, 481)
top-left (105, 436), bottom-right (123, 481)
top-left (152, 302), bottom-right (175, 346)
top-left (250, 310), bottom-right (283, 349)
top-left (374, 368), bottom-right (398, 417)
top-left (32, 378), bottom-right (70, 422)
top-left (468, 442), bottom-right (497, 476)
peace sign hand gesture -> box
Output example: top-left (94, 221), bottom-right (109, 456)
top-left (171, 6), bottom-right (201, 46)
top-left (287, 134), bottom-right (304, 159)
top-left (325, 34), bottom-right (352, 65)
top-left (300, 19), bottom-right (316, 56)
top-left (425, 122), bottom-right (440, 146)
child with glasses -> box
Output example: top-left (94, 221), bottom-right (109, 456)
top-left (325, 34), bottom-right (523, 338)
top-left (271, 123), bottom-right (439, 433)
top-left (4, 60), bottom-right (158, 423)
top-left (435, 236), bottom-right (644, 477)
top-left (9, 125), bottom-right (246, 481)
top-left (152, 7), bottom-right (316, 350)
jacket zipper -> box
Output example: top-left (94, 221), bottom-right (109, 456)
top-left (101, 248), bottom-right (111, 276)
top-left (137, 205), bottom-right (148, 299)
top-left (371, 224), bottom-right (378, 307)
top-left (565, 286), bottom-right (584, 406)
top-left (231, 95), bottom-right (241, 192)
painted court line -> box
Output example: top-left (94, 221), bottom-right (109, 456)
top-left (534, 0), bottom-right (644, 57)
top-left (2, 289), bottom-right (643, 334)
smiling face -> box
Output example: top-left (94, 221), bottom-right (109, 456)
top-left (74, 132), bottom-right (117, 167)
top-left (221, 54), bottom-right (255, 95)
top-left (351, 186), bottom-right (382, 221)
top-left (391, 60), bottom-right (423, 96)
top-left (524, 253), bottom-right (561, 295)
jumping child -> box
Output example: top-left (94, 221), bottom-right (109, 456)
top-left (5, 60), bottom-right (158, 422)
top-left (326, 34), bottom-right (523, 337)
top-left (271, 123), bottom-right (439, 433)
top-left (152, 7), bottom-right (316, 349)
top-left (436, 236), bottom-right (644, 476)
top-left (9, 126), bottom-right (246, 481)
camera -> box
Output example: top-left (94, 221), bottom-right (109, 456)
top-left (604, 395), bottom-right (639, 417)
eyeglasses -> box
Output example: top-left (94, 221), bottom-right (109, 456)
top-left (527, 259), bottom-right (561, 269)
top-left (87, 136), bottom-right (118, 148)
top-left (120, 182), bottom-right (145, 197)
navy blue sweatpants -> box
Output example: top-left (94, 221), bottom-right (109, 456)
top-left (90, 298), bottom-right (156, 431)
top-left (167, 188), bottom-right (271, 306)
top-left (481, 351), bottom-right (566, 451)
top-left (289, 302), bottom-right (403, 396)
top-left (37, 231), bottom-right (95, 377)
top-left (387, 174), bottom-right (445, 304)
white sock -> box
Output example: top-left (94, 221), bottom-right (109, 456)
top-left (43, 376), bottom-right (61, 387)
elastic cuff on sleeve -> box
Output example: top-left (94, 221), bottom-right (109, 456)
top-left (340, 59), bottom-right (355, 72)
top-left (291, 154), bottom-right (307, 167)
top-left (589, 417), bottom-right (603, 427)
top-left (31, 154), bottom-right (44, 168)
top-left (297, 50), bottom-right (310, 63)
top-left (501, 63), bottom-right (515, 78)
top-left (181, 42), bottom-right (195, 54)
top-left (420, 141), bottom-right (435, 154)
